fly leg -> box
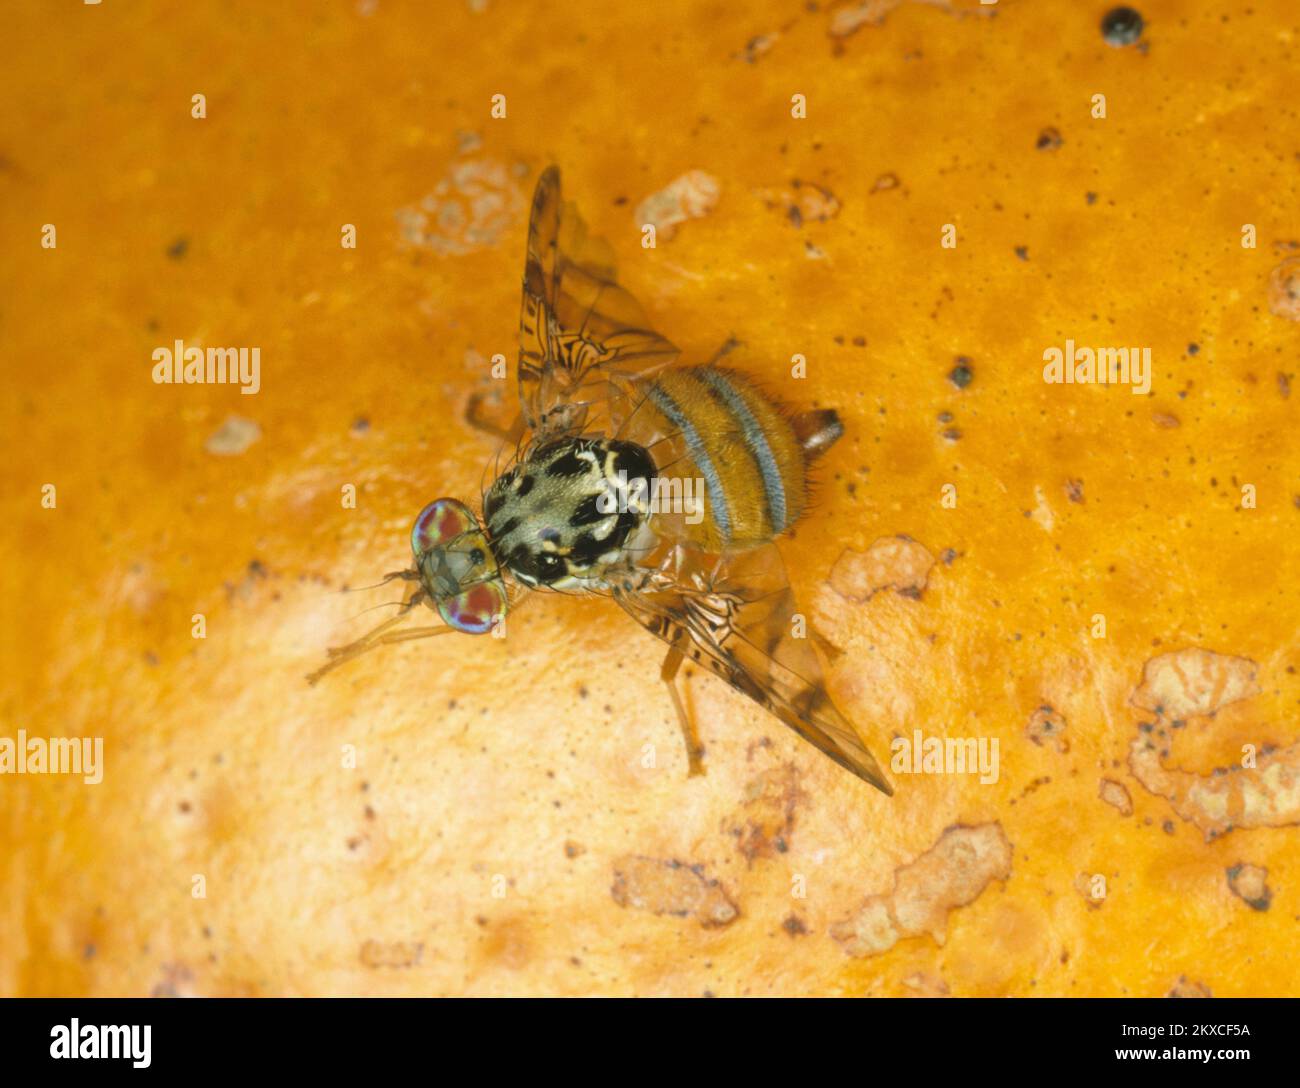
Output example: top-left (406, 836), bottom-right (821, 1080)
top-left (809, 627), bottom-right (844, 664)
top-left (660, 638), bottom-right (705, 777)
top-left (307, 620), bottom-right (454, 685)
top-left (704, 337), bottom-right (742, 367)
top-left (465, 392), bottom-right (525, 443)
top-left (307, 590), bottom-right (449, 685)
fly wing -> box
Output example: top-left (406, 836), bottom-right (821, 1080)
top-left (518, 167), bottom-right (679, 438)
top-left (613, 542), bottom-right (893, 794)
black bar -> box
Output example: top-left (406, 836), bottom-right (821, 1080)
top-left (1, 996), bottom-right (1294, 1075)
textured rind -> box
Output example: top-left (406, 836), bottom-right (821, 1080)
top-left (1, 0), bottom-right (1298, 997)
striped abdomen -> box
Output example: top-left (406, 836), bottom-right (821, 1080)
top-left (642, 366), bottom-right (841, 553)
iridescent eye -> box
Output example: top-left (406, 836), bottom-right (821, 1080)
top-left (412, 498), bottom-right (478, 558)
top-left (438, 579), bottom-right (507, 635)
top-left (410, 498), bottom-right (506, 635)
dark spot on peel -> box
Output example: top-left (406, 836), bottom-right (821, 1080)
top-left (1101, 6), bottom-right (1144, 47)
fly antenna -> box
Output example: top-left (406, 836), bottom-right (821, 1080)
top-left (342, 569), bottom-right (418, 593)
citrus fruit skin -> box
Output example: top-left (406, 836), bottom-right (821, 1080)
top-left (3, 0), bottom-right (1298, 997)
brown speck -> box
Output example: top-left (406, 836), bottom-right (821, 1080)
top-left (610, 855), bottom-right (740, 928)
top-left (204, 415), bottom-right (261, 457)
top-left (634, 171), bottom-right (720, 242)
top-left (737, 33), bottom-right (778, 64)
top-left (1267, 257), bottom-right (1300, 320)
top-left (829, 537), bottom-right (935, 602)
top-left (1226, 863), bottom-right (1272, 911)
top-left (1026, 705), bottom-right (1069, 753)
top-left (1099, 779), bottom-right (1133, 816)
top-left (732, 765), bottom-right (806, 863)
top-left (1036, 127), bottom-right (1063, 150)
top-left (1169, 976), bottom-right (1212, 998)
top-left (359, 940), bottom-right (424, 969)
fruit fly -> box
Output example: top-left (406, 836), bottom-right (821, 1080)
top-left (309, 166), bottom-right (892, 794)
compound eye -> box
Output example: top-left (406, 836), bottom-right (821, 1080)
top-left (437, 578), bottom-right (507, 635)
top-left (412, 498), bottom-right (480, 558)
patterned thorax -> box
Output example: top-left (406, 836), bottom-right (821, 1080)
top-left (483, 436), bottom-right (657, 590)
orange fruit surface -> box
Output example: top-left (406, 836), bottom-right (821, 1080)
top-left (2, 0), bottom-right (1297, 996)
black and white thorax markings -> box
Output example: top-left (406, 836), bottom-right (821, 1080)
top-left (483, 436), bottom-right (657, 590)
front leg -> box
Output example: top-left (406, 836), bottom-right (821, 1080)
top-left (465, 391), bottom-right (526, 444)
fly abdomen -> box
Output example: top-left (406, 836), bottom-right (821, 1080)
top-left (644, 366), bottom-right (834, 552)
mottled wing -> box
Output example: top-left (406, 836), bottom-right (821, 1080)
top-left (518, 167), bottom-right (679, 437)
top-left (613, 543), bottom-right (893, 794)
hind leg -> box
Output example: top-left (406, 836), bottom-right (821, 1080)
top-left (705, 337), bottom-right (742, 367)
top-left (660, 640), bottom-right (705, 777)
